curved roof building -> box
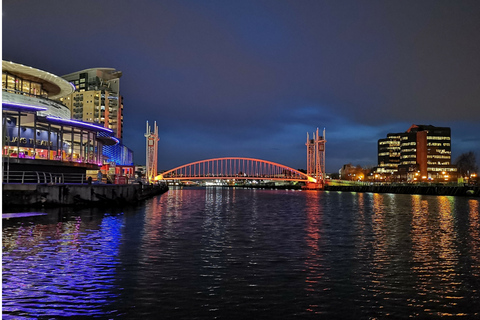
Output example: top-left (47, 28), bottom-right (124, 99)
top-left (2, 61), bottom-right (119, 178)
top-left (2, 61), bottom-right (75, 119)
top-left (3, 61), bottom-right (75, 99)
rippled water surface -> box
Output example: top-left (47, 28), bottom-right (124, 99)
top-left (3, 188), bottom-right (480, 319)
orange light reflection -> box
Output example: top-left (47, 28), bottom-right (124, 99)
top-left (468, 200), bottom-right (480, 277)
top-left (304, 191), bottom-right (324, 314)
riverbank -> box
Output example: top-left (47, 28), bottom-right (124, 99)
top-left (2, 183), bottom-right (169, 209)
top-left (325, 184), bottom-right (480, 197)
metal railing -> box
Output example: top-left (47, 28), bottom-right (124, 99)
top-left (3, 171), bottom-right (87, 184)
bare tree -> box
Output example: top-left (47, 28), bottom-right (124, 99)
top-left (455, 152), bottom-right (478, 176)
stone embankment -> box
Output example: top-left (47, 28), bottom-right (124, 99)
top-left (3, 183), bottom-right (169, 208)
top-left (325, 184), bottom-right (480, 197)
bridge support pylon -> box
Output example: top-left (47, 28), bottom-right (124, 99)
top-left (304, 128), bottom-right (326, 189)
top-left (145, 121), bottom-right (159, 183)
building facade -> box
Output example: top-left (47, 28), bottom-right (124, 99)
top-left (60, 68), bottom-right (124, 139)
top-left (377, 124), bottom-right (457, 181)
top-left (377, 133), bottom-right (401, 175)
top-left (2, 61), bottom-right (117, 177)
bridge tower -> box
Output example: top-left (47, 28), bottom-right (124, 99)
top-left (145, 121), bottom-right (159, 182)
top-left (305, 128), bottom-right (326, 189)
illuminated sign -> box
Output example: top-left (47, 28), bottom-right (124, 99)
top-left (4, 123), bottom-right (66, 149)
top-left (5, 136), bottom-right (54, 147)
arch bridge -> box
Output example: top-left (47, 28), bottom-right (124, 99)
top-left (156, 157), bottom-right (316, 183)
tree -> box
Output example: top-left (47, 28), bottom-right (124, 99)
top-left (455, 151), bottom-right (478, 177)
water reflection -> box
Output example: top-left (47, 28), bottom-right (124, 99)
top-left (369, 193), bottom-right (395, 317)
top-left (304, 191), bottom-right (323, 314)
top-left (3, 190), bottom-right (480, 319)
top-left (469, 200), bottom-right (480, 277)
top-left (2, 210), bottom-right (123, 318)
top-left (409, 195), bottom-right (472, 317)
top-left (410, 193), bottom-right (433, 307)
top-left (201, 188), bottom-right (227, 311)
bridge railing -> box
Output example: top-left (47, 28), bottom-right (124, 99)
top-left (158, 157), bottom-right (315, 182)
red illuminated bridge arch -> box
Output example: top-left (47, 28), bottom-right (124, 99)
top-left (156, 157), bottom-right (317, 182)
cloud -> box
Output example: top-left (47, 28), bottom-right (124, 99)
top-left (3, 0), bottom-right (480, 172)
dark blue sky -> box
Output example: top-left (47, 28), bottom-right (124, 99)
top-left (3, 0), bottom-right (480, 172)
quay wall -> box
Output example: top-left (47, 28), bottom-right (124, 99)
top-left (325, 184), bottom-right (480, 197)
top-left (3, 183), bottom-right (168, 208)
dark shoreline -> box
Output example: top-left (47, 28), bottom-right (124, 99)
top-left (2, 183), bottom-right (169, 210)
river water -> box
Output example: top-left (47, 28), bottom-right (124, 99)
top-left (2, 188), bottom-right (480, 319)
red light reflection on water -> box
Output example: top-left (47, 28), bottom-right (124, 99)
top-left (304, 191), bottom-right (324, 314)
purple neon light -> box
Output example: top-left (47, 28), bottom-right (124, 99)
top-left (45, 116), bottom-right (113, 133)
top-left (2, 102), bottom-right (48, 112)
top-left (2, 215), bottom-right (122, 318)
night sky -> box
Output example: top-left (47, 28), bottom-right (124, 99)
top-left (3, 0), bottom-right (480, 173)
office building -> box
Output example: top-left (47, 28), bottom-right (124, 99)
top-left (376, 124), bottom-right (457, 181)
top-left (377, 133), bottom-right (401, 175)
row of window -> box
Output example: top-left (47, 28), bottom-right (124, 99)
top-left (428, 167), bottom-right (457, 172)
top-left (427, 136), bottom-right (450, 140)
top-left (379, 163), bottom-right (399, 167)
top-left (427, 155), bottom-right (451, 159)
top-left (379, 140), bottom-right (400, 146)
top-left (379, 164), bottom-right (457, 171)
top-left (428, 161), bottom-right (450, 166)
top-left (382, 151), bottom-right (451, 159)
top-left (2, 72), bottom-right (48, 97)
top-left (427, 143), bottom-right (451, 147)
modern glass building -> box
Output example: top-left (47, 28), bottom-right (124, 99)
top-left (2, 61), bottom-right (118, 176)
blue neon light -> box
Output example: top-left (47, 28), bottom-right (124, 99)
top-left (103, 143), bottom-right (134, 165)
top-left (2, 102), bottom-right (48, 112)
